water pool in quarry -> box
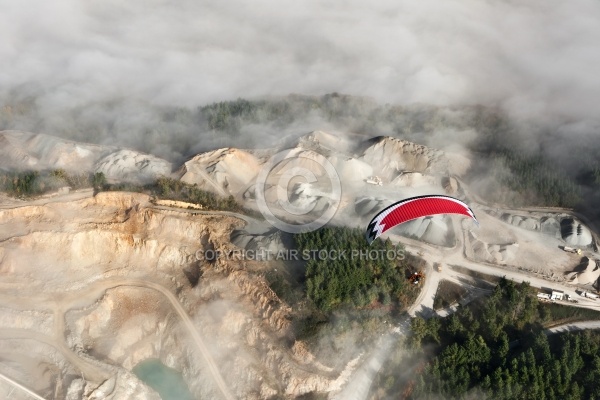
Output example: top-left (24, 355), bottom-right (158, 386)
top-left (133, 359), bottom-right (195, 400)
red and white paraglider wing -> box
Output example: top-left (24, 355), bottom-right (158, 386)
top-left (365, 195), bottom-right (478, 244)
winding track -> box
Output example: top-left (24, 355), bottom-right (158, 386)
top-left (0, 370), bottom-right (46, 400)
top-left (3, 189), bottom-right (600, 399)
top-left (0, 278), bottom-right (235, 400)
top-left (0, 328), bottom-right (108, 383)
top-left (334, 197), bottom-right (600, 399)
top-left (546, 320), bottom-right (600, 334)
top-left (0, 191), bottom-right (245, 399)
top-left (111, 280), bottom-right (235, 400)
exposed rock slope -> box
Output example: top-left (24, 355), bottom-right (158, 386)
top-left (0, 191), bottom-right (356, 399)
top-left (0, 130), bottom-right (172, 183)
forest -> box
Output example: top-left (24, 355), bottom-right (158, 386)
top-left (372, 278), bottom-right (600, 400)
top-left (266, 226), bottom-right (425, 373)
top-left (295, 226), bottom-right (422, 312)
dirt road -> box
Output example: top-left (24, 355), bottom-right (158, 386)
top-left (0, 277), bottom-right (235, 400)
top-left (338, 203), bottom-right (600, 400)
top-left (0, 328), bottom-right (108, 383)
top-left (0, 370), bottom-right (46, 400)
top-left (547, 320), bottom-right (600, 334)
top-left (4, 189), bottom-right (600, 400)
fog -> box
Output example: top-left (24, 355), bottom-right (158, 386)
top-left (2, 0), bottom-right (600, 135)
top-left (3, 2), bottom-right (600, 398)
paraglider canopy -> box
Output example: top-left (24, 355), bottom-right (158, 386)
top-left (365, 195), bottom-right (478, 244)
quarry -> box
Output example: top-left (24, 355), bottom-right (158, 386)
top-left (1, 129), bottom-right (600, 399)
top-left (3, 0), bottom-right (600, 396)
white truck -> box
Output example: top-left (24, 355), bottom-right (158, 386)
top-left (563, 246), bottom-right (582, 255)
top-left (365, 176), bottom-right (383, 186)
top-left (582, 291), bottom-right (599, 299)
top-left (537, 293), bottom-right (551, 301)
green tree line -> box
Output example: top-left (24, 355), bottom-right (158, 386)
top-left (151, 176), bottom-right (240, 212)
top-left (0, 169), bottom-right (102, 196)
top-left (0, 170), bottom-right (242, 212)
top-left (373, 278), bottom-right (600, 400)
top-left (295, 226), bottom-right (421, 312)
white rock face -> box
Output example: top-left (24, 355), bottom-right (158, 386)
top-left (0, 130), bottom-right (110, 172)
top-left (0, 131), bottom-right (173, 185)
top-left (94, 149), bottom-right (172, 183)
top-left (179, 148), bottom-right (261, 196)
top-left (561, 218), bottom-right (593, 246)
top-left (359, 136), bottom-right (449, 180)
top-left (330, 156), bottom-right (373, 183)
top-left (566, 257), bottom-right (600, 285)
top-left (66, 378), bottom-right (85, 400)
top-left (0, 192), bottom-right (351, 399)
top-left (469, 231), bottom-right (519, 264)
top-left (391, 172), bottom-right (439, 188)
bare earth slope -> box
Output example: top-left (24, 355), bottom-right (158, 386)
top-left (0, 191), bottom-right (358, 399)
top-left (0, 130), bottom-right (172, 183)
top-left (2, 130), bottom-right (600, 399)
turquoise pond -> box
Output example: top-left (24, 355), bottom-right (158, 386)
top-left (132, 359), bottom-right (196, 400)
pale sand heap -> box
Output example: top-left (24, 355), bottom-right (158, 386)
top-left (561, 218), bottom-right (593, 246)
top-left (179, 148), bottom-right (262, 196)
top-left (358, 136), bottom-right (450, 180)
top-left (95, 150), bottom-right (173, 184)
top-left (0, 130), bottom-right (173, 184)
top-left (392, 215), bottom-right (453, 247)
top-left (565, 257), bottom-right (600, 285)
top-left (0, 130), bottom-right (109, 172)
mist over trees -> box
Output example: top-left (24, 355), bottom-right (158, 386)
top-left (3, 93), bottom-right (600, 221)
top-left (372, 278), bottom-right (600, 400)
top-left (0, 169), bottom-right (96, 196)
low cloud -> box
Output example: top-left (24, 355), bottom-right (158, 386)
top-left (2, 0), bottom-right (599, 112)
top-left (1, 0), bottom-right (599, 161)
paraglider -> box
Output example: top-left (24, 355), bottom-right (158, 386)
top-left (365, 195), bottom-right (478, 244)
